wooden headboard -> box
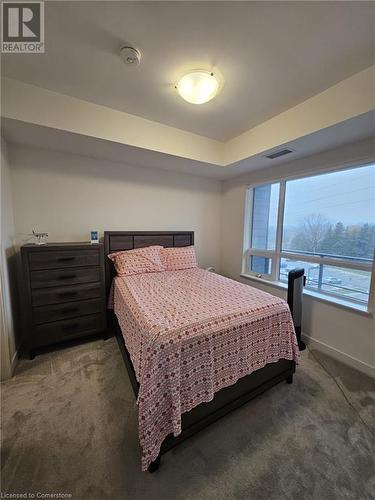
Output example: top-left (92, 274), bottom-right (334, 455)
top-left (103, 231), bottom-right (194, 296)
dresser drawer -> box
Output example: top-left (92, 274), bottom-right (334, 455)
top-left (29, 249), bottom-right (99, 270)
top-left (31, 282), bottom-right (102, 307)
top-left (32, 298), bottom-right (103, 325)
top-left (30, 267), bottom-right (100, 289)
top-left (34, 313), bottom-right (104, 346)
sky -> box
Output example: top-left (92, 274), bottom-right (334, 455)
top-left (282, 164), bottom-right (375, 227)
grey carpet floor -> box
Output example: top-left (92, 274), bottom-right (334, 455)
top-left (1, 337), bottom-right (374, 500)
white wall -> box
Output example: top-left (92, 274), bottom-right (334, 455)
top-left (0, 138), bottom-right (17, 380)
top-left (9, 145), bottom-right (222, 271)
top-left (221, 139), bottom-right (375, 376)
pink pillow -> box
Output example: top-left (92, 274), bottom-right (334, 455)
top-left (160, 246), bottom-right (198, 271)
top-left (108, 245), bottom-right (164, 276)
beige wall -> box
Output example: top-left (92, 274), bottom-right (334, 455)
top-left (9, 145), bottom-right (222, 271)
top-left (0, 138), bottom-right (17, 380)
top-left (221, 139), bottom-right (375, 376)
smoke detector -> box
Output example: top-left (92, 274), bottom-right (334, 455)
top-left (120, 46), bottom-right (141, 66)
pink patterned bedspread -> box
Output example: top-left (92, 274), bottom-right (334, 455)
top-left (111, 268), bottom-right (299, 470)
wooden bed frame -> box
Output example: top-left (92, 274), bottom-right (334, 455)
top-left (104, 231), bottom-right (295, 472)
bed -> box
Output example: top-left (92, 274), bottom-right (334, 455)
top-left (104, 231), bottom-right (299, 472)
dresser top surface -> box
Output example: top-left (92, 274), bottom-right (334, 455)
top-left (22, 242), bottom-right (102, 250)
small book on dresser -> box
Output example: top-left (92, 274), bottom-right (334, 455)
top-left (21, 242), bottom-right (107, 359)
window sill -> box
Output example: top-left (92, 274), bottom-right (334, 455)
top-left (240, 273), bottom-right (372, 317)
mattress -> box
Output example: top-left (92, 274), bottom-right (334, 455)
top-left (111, 268), bottom-right (299, 470)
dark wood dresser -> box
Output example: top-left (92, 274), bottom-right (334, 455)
top-left (21, 242), bottom-right (106, 358)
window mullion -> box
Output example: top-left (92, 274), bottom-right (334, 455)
top-left (272, 180), bottom-right (285, 280)
top-left (367, 251), bottom-right (375, 313)
top-left (244, 188), bottom-right (254, 251)
top-left (242, 188), bottom-right (253, 274)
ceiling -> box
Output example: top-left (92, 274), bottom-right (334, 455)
top-left (3, 111), bottom-right (374, 180)
top-left (2, 1), bottom-right (374, 141)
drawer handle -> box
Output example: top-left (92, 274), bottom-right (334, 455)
top-left (61, 307), bottom-right (78, 315)
top-left (62, 322), bottom-right (79, 331)
top-left (59, 291), bottom-right (78, 298)
top-left (58, 274), bottom-right (77, 280)
top-left (58, 257), bottom-right (75, 262)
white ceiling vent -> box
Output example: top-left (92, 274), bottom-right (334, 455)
top-left (265, 148), bottom-right (293, 160)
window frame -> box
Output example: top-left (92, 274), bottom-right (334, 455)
top-left (243, 164), bottom-right (375, 311)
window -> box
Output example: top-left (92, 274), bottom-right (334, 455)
top-left (243, 164), bottom-right (375, 309)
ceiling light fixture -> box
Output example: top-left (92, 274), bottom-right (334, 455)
top-left (176, 71), bottom-right (220, 104)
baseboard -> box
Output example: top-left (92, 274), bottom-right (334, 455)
top-left (302, 333), bottom-right (375, 379)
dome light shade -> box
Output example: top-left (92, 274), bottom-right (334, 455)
top-left (176, 71), bottom-right (220, 104)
